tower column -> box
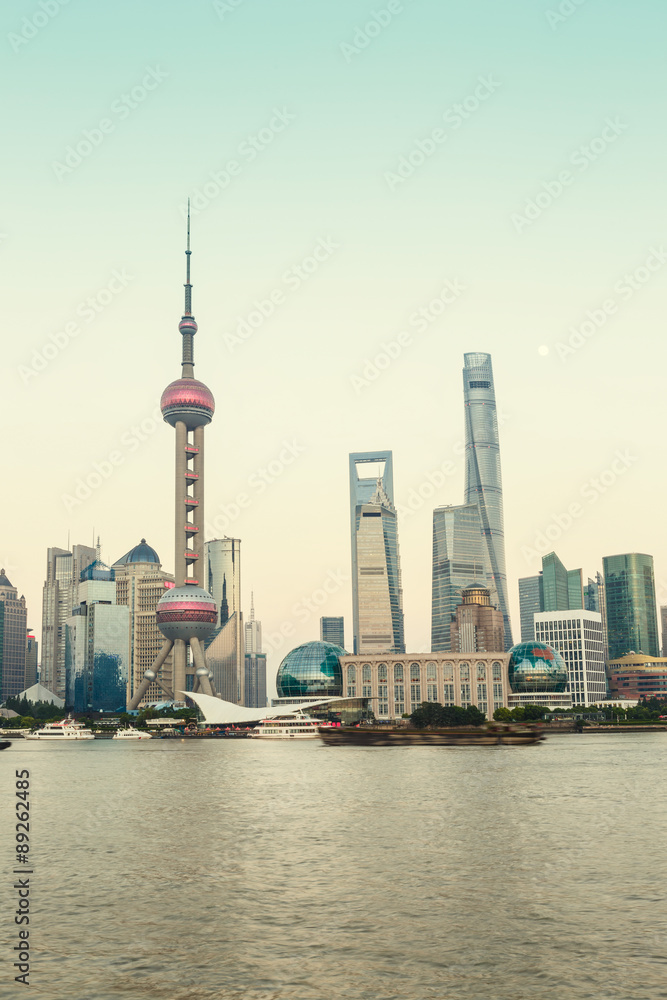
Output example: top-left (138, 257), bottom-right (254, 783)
top-left (173, 638), bottom-right (187, 702)
top-left (175, 421), bottom-right (187, 587)
top-left (193, 425), bottom-right (205, 576)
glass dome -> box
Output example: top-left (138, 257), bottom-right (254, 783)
top-left (276, 641), bottom-right (346, 698)
top-left (507, 642), bottom-right (568, 693)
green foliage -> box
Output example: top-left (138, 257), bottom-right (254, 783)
top-left (493, 707), bottom-right (512, 722)
top-left (410, 702), bottom-right (486, 728)
top-left (5, 696), bottom-right (64, 721)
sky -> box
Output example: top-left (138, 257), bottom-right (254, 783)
top-left (3, 0), bottom-right (667, 693)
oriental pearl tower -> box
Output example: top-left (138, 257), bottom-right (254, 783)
top-left (128, 208), bottom-right (218, 709)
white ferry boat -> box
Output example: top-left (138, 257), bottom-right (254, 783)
top-left (113, 727), bottom-right (152, 740)
top-left (25, 719), bottom-right (94, 741)
top-left (250, 716), bottom-right (322, 740)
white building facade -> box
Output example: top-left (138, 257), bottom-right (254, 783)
top-left (339, 653), bottom-right (510, 720)
top-left (533, 610), bottom-right (607, 706)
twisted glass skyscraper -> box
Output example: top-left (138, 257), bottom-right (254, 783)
top-left (463, 353), bottom-right (513, 649)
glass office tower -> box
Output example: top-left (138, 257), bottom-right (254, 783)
top-left (349, 452), bottom-right (404, 655)
top-left (542, 552), bottom-right (583, 612)
top-left (518, 574), bottom-right (544, 642)
top-left (431, 504), bottom-right (498, 651)
top-left (603, 553), bottom-right (659, 659)
top-left (462, 353), bottom-right (513, 648)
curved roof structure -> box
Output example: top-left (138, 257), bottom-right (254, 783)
top-left (185, 691), bottom-right (351, 725)
top-left (114, 539), bottom-right (160, 567)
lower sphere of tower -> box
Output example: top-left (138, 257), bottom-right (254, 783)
top-left (161, 378), bottom-right (215, 428)
top-left (156, 586), bottom-right (218, 641)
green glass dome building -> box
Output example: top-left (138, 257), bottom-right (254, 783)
top-left (276, 641), bottom-right (346, 698)
top-left (507, 642), bottom-right (568, 693)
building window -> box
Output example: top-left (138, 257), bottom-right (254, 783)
top-left (378, 663), bottom-right (387, 681)
top-left (347, 665), bottom-right (356, 684)
top-left (443, 662), bottom-right (454, 681)
top-left (362, 685), bottom-right (372, 698)
top-left (394, 684), bottom-right (404, 702)
top-left (426, 661), bottom-right (436, 681)
top-left (378, 701), bottom-right (388, 716)
top-left (394, 663), bottom-right (404, 680)
top-left (410, 663), bottom-right (420, 681)
top-left (443, 684), bottom-right (454, 704)
top-left (476, 662), bottom-right (486, 681)
top-left (493, 682), bottom-right (503, 701)
top-left (347, 686), bottom-right (356, 697)
top-left (460, 683), bottom-right (471, 706)
top-left (411, 684), bottom-right (421, 705)
top-left (460, 663), bottom-right (470, 680)
top-left (492, 661), bottom-right (502, 680)
top-left (362, 663), bottom-right (371, 683)
top-left (477, 683), bottom-right (487, 705)
top-left (427, 684), bottom-right (438, 702)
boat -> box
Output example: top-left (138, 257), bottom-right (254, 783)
top-left (113, 727), bottom-right (153, 740)
top-left (0, 741), bottom-right (11, 751)
top-left (250, 715), bottom-right (322, 740)
top-left (318, 724), bottom-right (546, 746)
top-left (24, 718), bottom-right (95, 741)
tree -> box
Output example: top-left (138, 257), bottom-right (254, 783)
top-left (410, 702), bottom-right (485, 728)
top-left (493, 707), bottom-right (512, 722)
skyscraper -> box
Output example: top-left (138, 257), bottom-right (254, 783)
top-left (661, 606), bottom-right (667, 657)
top-left (245, 593), bottom-right (262, 654)
top-left (462, 353), bottom-right (512, 648)
top-left (65, 560), bottom-right (129, 712)
top-left (0, 570), bottom-right (27, 701)
top-left (534, 610), bottom-right (607, 706)
top-left (129, 211), bottom-right (218, 709)
top-left (603, 553), bottom-right (659, 660)
top-left (320, 616), bottom-right (345, 648)
top-left (113, 540), bottom-right (174, 706)
top-left (350, 460), bottom-right (404, 655)
top-left (518, 574), bottom-right (544, 642)
top-left (25, 629), bottom-right (38, 690)
top-left (203, 538), bottom-right (243, 704)
top-left (205, 538), bottom-right (241, 627)
top-left (518, 552), bottom-right (584, 642)
top-left (431, 504), bottom-right (498, 651)
top-left (41, 544), bottom-right (96, 699)
top-left (243, 593), bottom-right (266, 708)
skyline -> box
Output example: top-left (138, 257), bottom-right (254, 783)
top-left (3, 0), bottom-right (667, 684)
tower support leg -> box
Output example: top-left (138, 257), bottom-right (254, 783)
top-left (128, 639), bottom-right (174, 710)
top-left (190, 637), bottom-right (214, 697)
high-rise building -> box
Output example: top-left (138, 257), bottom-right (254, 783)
top-left (244, 653), bottom-right (267, 708)
top-left (65, 561), bottom-right (129, 712)
top-left (41, 544), bottom-right (96, 699)
top-left (534, 610), bottom-right (607, 705)
top-left (351, 471), bottom-right (404, 655)
top-left (542, 552), bottom-right (583, 612)
top-left (129, 210), bottom-right (219, 709)
top-left (462, 352), bottom-right (512, 649)
top-left (245, 593), bottom-right (262, 655)
top-left (661, 606), bottom-right (667, 657)
top-left (25, 629), bottom-right (38, 690)
top-left (584, 577), bottom-right (600, 612)
top-left (518, 574), bottom-right (544, 642)
top-left (350, 452), bottom-right (403, 655)
top-left (206, 615), bottom-right (243, 702)
top-left (113, 540), bottom-right (174, 706)
top-left (0, 570), bottom-right (27, 701)
top-left (431, 504), bottom-right (497, 651)
top-left (603, 553), bottom-right (659, 660)
top-left (205, 538), bottom-right (241, 627)
top-left (450, 585), bottom-right (505, 654)
top-left (320, 616), bottom-right (345, 648)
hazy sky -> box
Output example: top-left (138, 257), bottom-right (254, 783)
top-left (3, 0), bottom-right (667, 693)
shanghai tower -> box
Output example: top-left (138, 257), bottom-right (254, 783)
top-left (463, 353), bottom-right (513, 649)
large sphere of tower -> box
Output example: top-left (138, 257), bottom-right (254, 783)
top-left (160, 377), bottom-right (215, 428)
top-left (155, 585), bottom-right (218, 642)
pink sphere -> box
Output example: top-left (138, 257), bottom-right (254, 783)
top-left (156, 585), bottom-right (218, 641)
top-left (161, 378), bottom-right (215, 428)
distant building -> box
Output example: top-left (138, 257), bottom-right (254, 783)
top-left (534, 610), bottom-right (607, 705)
top-left (205, 538), bottom-right (241, 626)
top-left (204, 538), bottom-right (244, 702)
top-left (0, 569), bottom-right (27, 701)
top-left (244, 653), bottom-right (267, 708)
top-left (607, 652), bottom-right (667, 700)
top-left (65, 560), bottom-right (129, 712)
top-left (661, 606), bottom-right (667, 657)
top-left (506, 641), bottom-right (572, 711)
top-left (320, 616), bottom-right (344, 648)
top-left (450, 585), bottom-right (505, 653)
top-left (245, 592), bottom-right (262, 654)
top-left (113, 540), bottom-right (174, 706)
top-left (41, 544), bottom-right (96, 699)
top-left (603, 553), bottom-right (659, 659)
top-left (18, 682), bottom-right (64, 708)
top-left (25, 630), bottom-right (38, 690)
top-left (432, 504), bottom-right (497, 651)
top-left (339, 652), bottom-right (510, 720)
top-left (518, 574), bottom-right (544, 642)
top-left (350, 452), bottom-right (404, 655)
top-left (518, 552), bottom-right (586, 644)
top-left (462, 352), bottom-right (512, 648)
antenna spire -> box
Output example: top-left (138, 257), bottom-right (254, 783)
top-left (184, 198), bottom-right (192, 315)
